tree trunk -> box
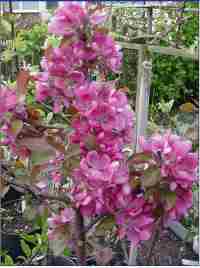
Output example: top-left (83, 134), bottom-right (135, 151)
top-left (75, 210), bottom-right (86, 265)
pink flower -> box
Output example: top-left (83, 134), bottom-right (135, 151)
top-left (80, 151), bottom-right (114, 182)
top-left (0, 87), bottom-right (17, 117)
top-left (51, 171), bottom-right (62, 183)
top-left (35, 82), bottom-right (50, 102)
top-left (48, 3), bottom-right (87, 37)
top-left (47, 208), bottom-right (75, 240)
top-left (140, 132), bottom-right (198, 189)
top-left (91, 32), bottom-right (122, 72)
top-left (165, 188), bottom-right (193, 221)
top-left (87, 103), bottom-right (116, 131)
top-left (116, 196), bottom-right (154, 245)
top-left (73, 83), bottom-right (97, 114)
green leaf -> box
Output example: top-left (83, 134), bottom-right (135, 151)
top-left (10, 119), bottom-right (23, 136)
top-left (5, 255), bottom-right (14, 265)
top-left (30, 150), bottom-right (55, 166)
top-left (36, 233), bottom-right (42, 245)
top-left (165, 191), bottom-right (177, 209)
top-left (31, 245), bottom-right (41, 257)
top-left (20, 234), bottom-right (37, 245)
top-left (142, 167), bottom-right (161, 188)
top-left (63, 248), bottom-right (71, 257)
top-left (20, 240), bottom-right (31, 258)
top-left (2, 49), bottom-right (15, 62)
top-left (46, 112), bottom-right (54, 123)
top-left (0, 19), bottom-right (11, 37)
top-left (96, 216), bottom-right (115, 236)
top-left (47, 36), bottom-right (61, 48)
top-left (23, 205), bottom-right (38, 221)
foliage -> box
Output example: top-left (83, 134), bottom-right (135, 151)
top-left (111, 3), bottom-right (198, 110)
top-left (15, 23), bottom-right (48, 65)
top-left (150, 55), bottom-right (198, 108)
top-left (0, 250), bottom-right (14, 265)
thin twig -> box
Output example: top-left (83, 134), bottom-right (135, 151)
top-left (75, 209), bottom-right (86, 265)
top-left (83, 214), bottom-right (108, 234)
top-left (146, 217), bottom-right (162, 265)
top-left (1, 164), bottom-right (72, 205)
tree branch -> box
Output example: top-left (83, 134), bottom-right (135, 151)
top-left (1, 163), bottom-right (72, 206)
top-left (83, 214), bottom-right (108, 234)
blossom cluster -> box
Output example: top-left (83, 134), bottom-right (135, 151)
top-left (35, 2), bottom-right (122, 113)
top-left (37, 3), bottom-right (197, 246)
top-left (0, 86), bottom-right (26, 147)
top-left (47, 207), bottom-right (75, 241)
top-left (0, 2), bottom-right (198, 249)
top-left (70, 81), bottom-right (134, 157)
top-left (140, 132), bottom-right (198, 222)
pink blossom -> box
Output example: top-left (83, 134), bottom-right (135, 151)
top-left (140, 132), bottom-right (198, 188)
top-left (48, 3), bottom-right (87, 37)
top-left (116, 196), bottom-right (154, 245)
top-left (51, 171), bottom-right (62, 183)
top-left (0, 87), bottom-right (17, 118)
top-left (73, 83), bottom-right (98, 114)
top-left (48, 208), bottom-right (75, 240)
top-left (80, 151), bottom-right (114, 182)
top-left (165, 188), bottom-right (193, 221)
top-left (91, 32), bottom-right (122, 72)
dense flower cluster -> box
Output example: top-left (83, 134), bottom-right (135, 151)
top-left (70, 81), bottom-right (134, 157)
top-left (0, 86), bottom-right (26, 147)
top-left (116, 195), bottom-right (154, 246)
top-left (0, 86), bottom-right (17, 117)
top-left (0, 3), bottom-right (198, 250)
top-left (36, 3), bottom-right (197, 246)
top-left (140, 132), bottom-right (198, 222)
top-left (35, 2), bottom-right (122, 112)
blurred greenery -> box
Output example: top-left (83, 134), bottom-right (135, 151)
top-left (15, 23), bottom-right (48, 65)
top-left (112, 3), bottom-right (198, 111)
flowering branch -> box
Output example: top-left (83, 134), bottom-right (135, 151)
top-left (1, 163), bottom-right (72, 205)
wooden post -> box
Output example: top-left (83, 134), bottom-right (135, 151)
top-left (135, 45), bottom-right (152, 151)
top-left (129, 8), bottom-right (153, 266)
top-left (128, 45), bottom-right (152, 266)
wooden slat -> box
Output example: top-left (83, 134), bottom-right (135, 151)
top-left (118, 41), bottom-right (199, 61)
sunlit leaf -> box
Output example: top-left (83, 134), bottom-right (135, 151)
top-left (10, 119), bottom-right (23, 136)
top-left (20, 240), bottom-right (31, 258)
top-left (165, 191), bottom-right (177, 209)
top-left (141, 166), bottom-right (161, 188)
top-left (180, 102), bottom-right (195, 113)
top-left (96, 216), bottom-right (115, 236)
top-left (2, 49), bottom-right (15, 62)
top-left (4, 255), bottom-right (14, 265)
top-left (30, 150), bottom-right (56, 166)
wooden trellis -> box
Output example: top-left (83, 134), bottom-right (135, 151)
top-left (119, 41), bottom-right (198, 152)
top-left (110, 3), bottom-right (199, 265)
